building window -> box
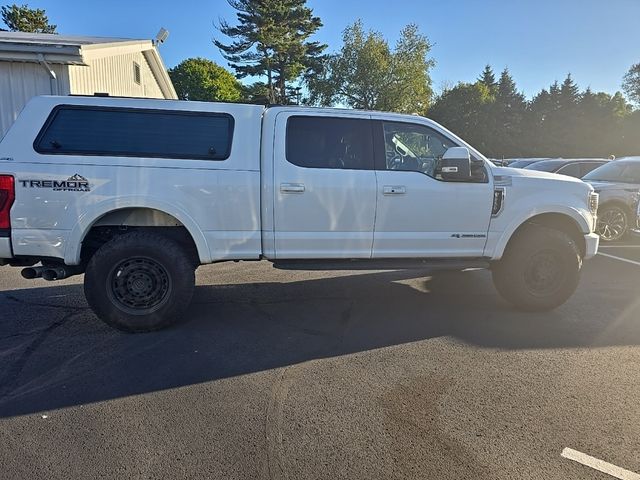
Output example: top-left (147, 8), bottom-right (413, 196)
top-left (133, 62), bottom-right (141, 85)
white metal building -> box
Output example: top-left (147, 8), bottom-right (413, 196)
top-left (0, 32), bottom-right (177, 137)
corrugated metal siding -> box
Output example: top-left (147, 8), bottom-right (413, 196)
top-left (0, 62), bottom-right (70, 139)
top-left (68, 51), bottom-right (165, 99)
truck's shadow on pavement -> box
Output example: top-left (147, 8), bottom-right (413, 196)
top-left (0, 262), bottom-right (638, 417)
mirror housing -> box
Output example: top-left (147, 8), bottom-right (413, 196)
top-left (441, 147), bottom-right (472, 181)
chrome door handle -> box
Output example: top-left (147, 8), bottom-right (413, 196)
top-left (280, 183), bottom-right (305, 193)
top-left (383, 185), bottom-right (406, 195)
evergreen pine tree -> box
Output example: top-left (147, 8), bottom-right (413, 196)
top-left (549, 80), bottom-right (561, 110)
top-left (496, 68), bottom-right (525, 110)
top-left (559, 73), bottom-right (580, 109)
top-left (477, 64), bottom-right (497, 92)
top-left (1, 4), bottom-right (56, 33)
top-left (492, 68), bottom-right (526, 156)
top-left (215, 0), bottom-right (326, 104)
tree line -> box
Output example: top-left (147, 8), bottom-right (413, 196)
top-left (430, 67), bottom-right (640, 158)
top-left (3, 1), bottom-right (640, 158)
top-left (182, 0), bottom-right (640, 159)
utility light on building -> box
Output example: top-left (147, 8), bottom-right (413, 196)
top-left (155, 28), bottom-right (169, 45)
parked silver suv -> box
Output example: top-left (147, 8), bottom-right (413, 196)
top-left (583, 157), bottom-right (640, 241)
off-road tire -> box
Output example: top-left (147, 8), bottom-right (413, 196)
top-left (492, 225), bottom-right (582, 311)
top-left (84, 231), bottom-right (195, 332)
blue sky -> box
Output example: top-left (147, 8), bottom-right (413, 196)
top-left (14, 0), bottom-right (640, 98)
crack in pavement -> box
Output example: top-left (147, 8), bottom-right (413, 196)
top-left (264, 366), bottom-right (294, 480)
top-left (259, 302), bottom-right (355, 480)
top-left (0, 328), bottom-right (62, 341)
top-left (3, 292), bottom-right (88, 311)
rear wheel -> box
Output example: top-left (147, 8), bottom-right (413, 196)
top-left (596, 205), bottom-right (628, 242)
top-left (492, 225), bottom-right (582, 311)
top-left (84, 231), bottom-right (195, 332)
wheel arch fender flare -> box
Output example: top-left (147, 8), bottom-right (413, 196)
top-left (63, 196), bottom-right (211, 265)
top-left (490, 206), bottom-right (590, 260)
top-left (598, 199), bottom-right (634, 216)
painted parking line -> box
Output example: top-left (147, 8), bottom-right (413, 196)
top-left (600, 245), bottom-right (640, 249)
top-left (597, 252), bottom-right (640, 267)
top-left (561, 448), bottom-right (640, 480)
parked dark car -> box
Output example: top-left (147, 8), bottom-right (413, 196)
top-left (582, 157), bottom-right (640, 241)
top-left (524, 158), bottom-right (609, 178)
top-left (506, 158), bottom-right (550, 168)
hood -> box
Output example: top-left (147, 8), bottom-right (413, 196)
top-left (490, 165), bottom-right (593, 201)
top-left (492, 165), bottom-right (585, 184)
top-left (584, 180), bottom-right (640, 192)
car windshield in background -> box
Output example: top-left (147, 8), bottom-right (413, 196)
top-left (524, 160), bottom-right (566, 171)
top-left (583, 161), bottom-right (640, 183)
top-left (508, 160), bottom-right (539, 168)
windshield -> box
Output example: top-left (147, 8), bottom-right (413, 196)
top-left (583, 161), bottom-right (640, 183)
top-left (508, 160), bottom-right (538, 168)
top-left (525, 160), bottom-right (565, 172)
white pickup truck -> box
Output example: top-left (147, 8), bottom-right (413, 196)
top-left (0, 96), bottom-right (599, 332)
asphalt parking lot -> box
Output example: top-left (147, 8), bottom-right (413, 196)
top-left (0, 245), bottom-right (639, 480)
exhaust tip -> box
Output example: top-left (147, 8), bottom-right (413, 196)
top-left (21, 267), bottom-right (40, 279)
top-left (42, 269), bottom-right (58, 281)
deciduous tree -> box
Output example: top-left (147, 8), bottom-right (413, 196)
top-left (307, 21), bottom-right (433, 115)
top-left (428, 82), bottom-right (493, 152)
top-left (168, 58), bottom-right (242, 102)
top-left (622, 63), bottom-right (640, 106)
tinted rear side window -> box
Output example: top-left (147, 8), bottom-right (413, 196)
top-left (286, 116), bottom-right (374, 170)
top-left (35, 106), bottom-right (234, 160)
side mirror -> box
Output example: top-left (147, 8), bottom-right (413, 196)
top-left (441, 147), bottom-right (472, 181)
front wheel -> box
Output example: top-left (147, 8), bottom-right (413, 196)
top-left (596, 205), bottom-right (628, 242)
top-left (84, 231), bottom-right (195, 332)
top-left (492, 225), bottom-right (582, 311)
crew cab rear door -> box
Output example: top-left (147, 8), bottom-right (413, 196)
top-left (271, 112), bottom-right (377, 259)
top-left (371, 119), bottom-right (494, 258)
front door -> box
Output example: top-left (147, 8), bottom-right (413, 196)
top-left (273, 113), bottom-right (377, 259)
top-left (372, 120), bottom-right (494, 258)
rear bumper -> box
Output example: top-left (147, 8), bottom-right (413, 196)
top-left (584, 232), bottom-right (599, 260)
top-left (0, 236), bottom-right (12, 260)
